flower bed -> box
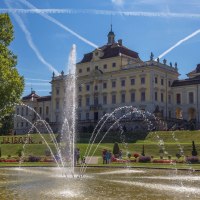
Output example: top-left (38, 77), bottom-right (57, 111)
top-left (0, 159), bottom-right (18, 163)
top-left (112, 157), bottom-right (127, 163)
top-left (153, 159), bottom-right (175, 164)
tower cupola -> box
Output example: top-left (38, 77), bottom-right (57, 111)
top-left (107, 24), bottom-right (115, 45)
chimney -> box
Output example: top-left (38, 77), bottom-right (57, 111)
top-left (118, 39), bottom-right (122, 46)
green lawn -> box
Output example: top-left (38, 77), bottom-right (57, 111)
top-left (0, 131), bottom-right (199, 159)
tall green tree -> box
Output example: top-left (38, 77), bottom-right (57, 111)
top-left (0, 13), bottom-right (24, 133)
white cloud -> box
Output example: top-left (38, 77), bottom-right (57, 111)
top-left (111, 0), bottom-right (125, 6)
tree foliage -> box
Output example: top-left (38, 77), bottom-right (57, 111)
top-left (0, 13), bottom-right (24, 132)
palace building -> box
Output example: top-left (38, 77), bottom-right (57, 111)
top-left (14, 28), bottom-right (200, 134)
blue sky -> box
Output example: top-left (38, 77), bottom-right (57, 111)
top-left (0, 0), bottom-right (200, 96)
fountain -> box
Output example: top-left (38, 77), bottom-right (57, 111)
top-left (0, 45), bottom-right (200, 200)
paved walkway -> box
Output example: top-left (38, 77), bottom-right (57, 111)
top-left (85, 156), bottom-right (99, 164)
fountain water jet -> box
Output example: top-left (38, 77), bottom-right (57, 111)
top-left (59, 44), bottom-right (77, 176)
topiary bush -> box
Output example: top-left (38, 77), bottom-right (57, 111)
top-left (192, 141), bottom-right (198, 156)
top-left (113, 142), bottom-right (120, 158)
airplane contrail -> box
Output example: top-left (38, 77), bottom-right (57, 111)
top-left (157, 29), bottom-right (200, 59)
top-left (19, 0), bottom-right (98, 49)
top-left (25, 78), bottom-right (50, 82)
top-left (25, 82), bottom-right (50, 86)
top-left (5, 1), bottom-right (60, 76)
top-left (1, 8), bottom-right (200, 19)
top-left (4, 0), bottom-right (200, 62)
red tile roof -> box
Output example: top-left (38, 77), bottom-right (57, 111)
top-left (78, 43), bottom-right (139, 63)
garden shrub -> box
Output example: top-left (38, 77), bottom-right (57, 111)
top-left (133, 153), bottom-right (140, 158)
top-left (186, 156), bottom-right (199, 164)
top-left (28, 155), bottom-right (40, 162)
top-left (139, 156), bottom-right (151, 163)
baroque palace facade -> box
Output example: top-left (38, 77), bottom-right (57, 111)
top-left (14, 28), bottom-right (200, 134)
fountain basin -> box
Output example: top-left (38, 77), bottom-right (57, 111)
top-left (0, 167), bottom-right (200, 199)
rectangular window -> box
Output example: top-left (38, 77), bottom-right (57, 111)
top-left (79, 69), bottom-right (82, 73)
top-left (112, 94), bottom-right (116, 104)
top-left (56, 88), bottom-right (59, 95)
top-left (189, 92), bottom-right (194, 104)
top-left (78, 113), bottom-right (81, 120)
top-left (155, 77), bottom-right (158, 84)
top-left (86, 84), bottom-right (90, 91)
top-left (112, 81), bottom-right (116, 88)
top-left (56, 100), bottom-right (60, 110)
top-left (86, 113), bottom-right (89, 120)
top-left (161, 79), bottom-right (164, 85)
top-left (161, 93), bottom-right (164, 102)
top-left (103, 64), bottom-right (107, 69)
top-left (21, 108), bottom-right (24, 116)
top-left (121, 80), bottom-right (125, 87)
top-left (86, 97), bottom-right (90, 106)
top-left (103, 95), bottom-right (107, 105)
top-left (87, 67), bottom-right (90, 72)
top-left (78, 98), bottom-right (82, 107)
top-left (141, 92), bottom-right (145, 101)
top-left (56, 115), bottom-right (59, 122)
top-left (26, 107), bottom-right (28, 116)
top-left (141, 77), bottom-right (145, 84)
top-left (94, 96), bottom-right (98, 105)
top-left (155, 92), bottom-right (158, 101)
top-left (94, 85), bottom-right (98, 91)
top-left (46, 106), bottom-right (49, 115)
top-left (131, 92), bottom-right (135, 102)
top-left (168, 95), bottom-right (171, 104)
top-left (103, 82), bottom-right (107, 89)
top-left (176, 93), bottom-right (181, 104)
top-left (112, 62), bottom-right (116, 67)
top-left (131, 78), bottom-right (135, 85)
top-left (39, 107), bottom-right (42, 115)
top-left (169, 111), bottom-right (171, 118)
top-left (121, 94), bottom-right (125, 103)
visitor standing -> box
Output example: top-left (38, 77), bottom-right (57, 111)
top-left (102, 149), bottom-right (107, 164)
top-left (119, 150), bottom-right (122, 159)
